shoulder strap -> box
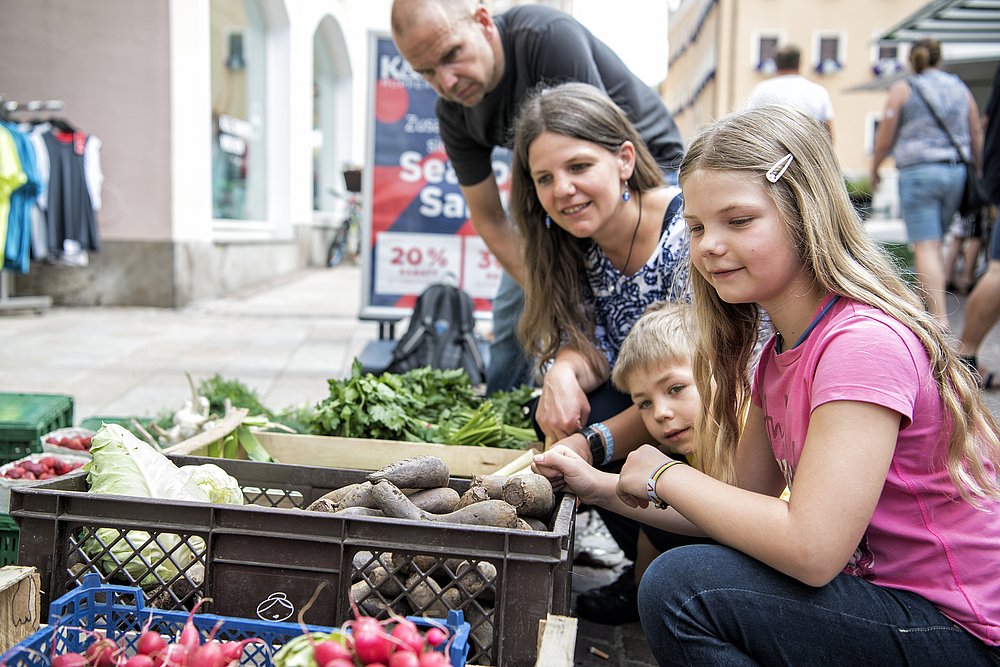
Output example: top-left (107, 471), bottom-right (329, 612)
top-left (454, 287), bottom-right (486, 378)
top-left (391, 286), bottom-right (445, 362)
top-left (908, 77), bottom-right (971, 165)
top-left (660, 190), bottom-right (684, 234)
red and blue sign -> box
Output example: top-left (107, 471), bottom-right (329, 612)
top-left (361, 34), bottom-right (508, 318)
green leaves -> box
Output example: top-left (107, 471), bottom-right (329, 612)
top-left (309, 362), bottom-right (537, 449)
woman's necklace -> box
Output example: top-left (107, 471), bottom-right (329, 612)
top-left (609, 189), bottom-right (643, 295)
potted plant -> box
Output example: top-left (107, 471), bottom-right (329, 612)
top-left (845, 175), bottom-right (874, 220)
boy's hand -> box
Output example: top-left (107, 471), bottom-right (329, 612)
top-left (617, 445), bottom-right (672, 508)
top-left (533, 445), bottom-right (607, 504)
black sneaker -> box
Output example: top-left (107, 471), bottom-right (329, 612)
top-left (574, 565), bottom-right (640, 624)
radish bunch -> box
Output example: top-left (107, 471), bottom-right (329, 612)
top-left (274, 615), bottom-right (453, 667)
top-left (25, 597), bottom-right (264, 667)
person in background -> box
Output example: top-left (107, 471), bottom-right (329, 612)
top-left (959, 61), bottom-right (1000, 391)
top-left (535, 104), bottom-right (1000, 665)
top-left (390, 0), bottom-right (684, 400)
top-left (871, 38), bottom-right (983, 332)
top-left (942, 209), bottom-right (984, 295)
top-left (509, 82), bottom-right (699, 623)
top-left (745, 44), bottom-right (834, 139)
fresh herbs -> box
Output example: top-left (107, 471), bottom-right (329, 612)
top-left (309, 361), bottom-right (537, 449)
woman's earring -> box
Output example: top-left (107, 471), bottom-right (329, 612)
top-left (545, 215), bottom-right (552, 230)
top-left (622, 184), bottom-right (631, 202)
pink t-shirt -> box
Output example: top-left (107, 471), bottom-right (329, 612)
top-left (753, 295), bottom-right (1000, 645)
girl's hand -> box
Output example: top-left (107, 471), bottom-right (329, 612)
top-left (533, 445), bottom-right (610, 505)
top-left (535, 365), bottom-right (591, 442)
top-left (616, 445), bottom-right (673, 508)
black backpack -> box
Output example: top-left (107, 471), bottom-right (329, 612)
top-left (386, 282), bottom-right (487, 384)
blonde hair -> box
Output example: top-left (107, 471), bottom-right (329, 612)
top-left (510, 82), bottom-right (666, 376)
top-left (612, 302), bottom-right (697, 393)
top-left (680, 105), bottom-right (1000, 504)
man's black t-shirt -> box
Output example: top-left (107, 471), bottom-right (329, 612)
top-left (437, 4), bottom-right (684, 187)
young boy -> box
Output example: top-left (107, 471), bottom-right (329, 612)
top-left (609, 301), bottom-right (702, 580)
top-left (611, 301), bottom-right (700, 463)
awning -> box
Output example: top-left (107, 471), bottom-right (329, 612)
top-left (878, 0), bottom-right (1000, 44)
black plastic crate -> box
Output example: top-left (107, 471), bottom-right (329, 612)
top-left (10, 455), bottom-right (576, 667)
top-left (0, 393), bottom-right (74, 465)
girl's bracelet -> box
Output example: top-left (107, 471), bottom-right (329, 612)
top-left (646, 460), bottom-right (684, 510)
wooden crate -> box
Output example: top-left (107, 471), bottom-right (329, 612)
top-left (163, 419), bottom-right (537, 478)
top-left (0, 566), bottom-right (41, 653)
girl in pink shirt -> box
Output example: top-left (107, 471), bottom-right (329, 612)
top-left (535, 105), bottom-right (1000, 664)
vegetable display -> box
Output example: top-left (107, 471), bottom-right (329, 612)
top-left (310, 362), bottom-right (537, 449)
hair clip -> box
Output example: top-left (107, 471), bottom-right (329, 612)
top-left (766, 153), bottom-right (794, 183)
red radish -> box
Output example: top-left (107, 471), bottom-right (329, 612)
top-left (389, 652), bottom-right (421, 667)
top-left (323, 661), bottom-right (354, 667)
top-left (312, 639), bottom-right (351, 666)
top-left (177, 596), bottom-right (214, 654)
top-left (418, 652), bottom-right (450, 667)
top-left (390, 620), bottom-right (424, 655)
top-left (189, 640), bottom-right (223, 667)
top-left (152, 643), bottom-right (188, 667)
top-left (51, 653), bottom-right (89, 667)
top-left (46, 622), bottom-right (88, 667)
top-left (84, 637), bottom-right (119, 667)
top-left (218, 638), bottom-right (263, 665)
top-left (349, 616), bottom-right (392, 665)
top-left (137, 612), bottom-right (168, 656)
top-left (424, 627), bottom-right (447, 648)
top-left (125, 655), bottom-right (155, 667)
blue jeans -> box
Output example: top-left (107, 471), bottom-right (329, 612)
top-left (486, 271), bottom-right (533, 394)
top-left (638, 545), bottom-right (1000, 666)
top-left (898, 162), bottom-right (965, 242)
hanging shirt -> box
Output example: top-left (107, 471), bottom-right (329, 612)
top-left (1, 121), bottom-right (40, 273)
top-left (43, 129), bottom-right (99, 255)
top-left (27, 123), bottom-right (51, 260)
top-left (0, 125), bottom-right (28, 263)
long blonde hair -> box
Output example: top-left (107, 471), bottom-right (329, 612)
top-left (681, 105), bottom-right (1000, 503)
top-left (510, 82), bottom-right (665, 374)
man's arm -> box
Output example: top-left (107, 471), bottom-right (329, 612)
top-left (461, 176), bottom-right (527, 285)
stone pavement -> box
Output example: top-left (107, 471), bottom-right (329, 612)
top-left (0, 217), bottom-right (997, 666)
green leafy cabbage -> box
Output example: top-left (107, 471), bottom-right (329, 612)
top-left (81, 424), bottom-right (243, 587)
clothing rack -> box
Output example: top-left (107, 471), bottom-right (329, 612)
top-left (0, 95), bottom-right (64, 121)
top-left (0, 93), bottom-right (58, 314)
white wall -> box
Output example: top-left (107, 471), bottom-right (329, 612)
top-left (562, 1), bottom-right (671, 87)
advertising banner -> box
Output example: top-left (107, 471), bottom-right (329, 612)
top-left (361, 32), bottom-right (508, 320)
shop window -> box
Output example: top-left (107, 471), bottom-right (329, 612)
top-left (873, 43), bottom-right (903, 78)
top-left (755, 34), bottom-right (780, 74)
top-left (211, 0), bottom-right (267, 221)
top-left (814, 34), bottom-right (844, 75)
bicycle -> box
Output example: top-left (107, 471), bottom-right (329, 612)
top-left (326, 190), bottom-right (362, 267)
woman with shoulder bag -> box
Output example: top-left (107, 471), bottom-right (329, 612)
top-left (871, 38), bottom-right (984, 332)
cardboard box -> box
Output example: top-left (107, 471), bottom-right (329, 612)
top-left (165, 429), bottom-right (535, 478)
top-left (0, 566), bottom-right (41, 653)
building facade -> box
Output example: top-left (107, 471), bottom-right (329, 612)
top-left (1, 0), bottom-right (390, 307)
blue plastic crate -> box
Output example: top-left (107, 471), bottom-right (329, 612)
top-left (1, 573), bottom-right (469, 667)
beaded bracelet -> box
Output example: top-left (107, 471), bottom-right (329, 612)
top-left (646, 460), bottom-right (684, 509)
